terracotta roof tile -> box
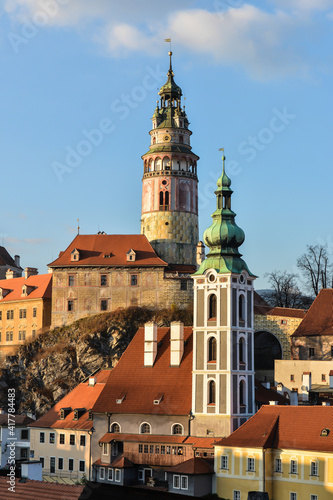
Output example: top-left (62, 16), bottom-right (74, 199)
top-left (48, 234), bottom-right (167, 268)
top-left (0, 478), bottom-right (84, 500)
top-left (167, 457), bottom-right (214, 475)
top-left (266, 307), bottom-right (307, 319)
top-left (292, 289), bottom-right (333, 337)
top-left (0, 273), bottom-right (52, 302)
top-left (92, 327), bottom-right (193, 415)
top-left (215, 405), bottom-right (333, 452)
top-left (109, 454), bottom-right (135, 468)
top-left (29, 370), bottom-right (112, 429)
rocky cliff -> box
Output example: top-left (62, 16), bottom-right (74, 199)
top-left (0, 306), bottom-right (192, 417)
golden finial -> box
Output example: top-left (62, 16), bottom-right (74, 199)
top-left (219, 148), bottom-right (226, 172)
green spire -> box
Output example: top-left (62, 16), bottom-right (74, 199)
top-left (195, 152), bottom-right (255, 276)
top-left (159, 51), bottom-right (182, 102)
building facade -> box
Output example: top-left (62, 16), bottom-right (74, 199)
top-left (141, 51), bottom-right (199, 266)
top-left (0, 269), bottom-right (52, 358)
top-left (0, 246), bottom-right (22, 279)
top-left (191, 155), bottom-right (256, 437)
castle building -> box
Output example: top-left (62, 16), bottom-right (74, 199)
top-left (191, 156), bottom-right (257, 436)
top-left (0, 246), bottom-right (22, 279)
top-left (141, 51), bottom-right (199, 266)
top-left (0, 269), bottom-right (52, 358)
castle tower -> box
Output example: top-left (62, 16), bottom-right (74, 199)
top-left (191, 154), bottom-right (256, 437)
top-left (141, 52), bottom-right (199, 265)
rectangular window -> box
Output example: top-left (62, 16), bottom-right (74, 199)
top-left (39, 432), bottom-right (45, 443)
top-left (70, 434), bottom-right (75, 446)
top-left (247, 457), bottom-right (255, 472)
top-left (108, 468), bottom-right (113, 481)
top-left (181, 476), bottom-right (188, 490)
top-left (275, 457), bottom-right (282, 473)
top-left (101, 299), bottom-right (108, 311)
top-left (290, 460), bottom-right (298, 474)
top-left (290, 494), bottom-right (297, 500)
top-left (19, 309), bottom-right (26, 319)
top-left (69, 459), bottom-right (74, 472)
top-left (221, 455), bottom-right (228, 470)
top-left (79, 461), bottom-right (85, 473)
top-left (290, 374), bottom-right (295, 382)
top-left (310, 461), bottom-right (318, 476)
top-left (68, 275), bottom-right (75, 286)
top-left (80, 435), bottom-right (86, 447)
top-left (68, 300), bottom-right (74, 311)
top-left (180, 279), bottom-right (187, 291)
top-left (21, 429), bottom-right (29, 440)
top-left (0, 311), bottom-right (2, 321)
top-left (18, 330), bottom-right (26, 341)
top-left (33, 307), bottom-right (37, 318)
top-left (58, 458), bottom-right (63, 470)
top-left (100, 275), bottom-right (107, 286)
top-left (6, 331), bottom-right (13, 342)
top-left (150, 445), bottom-right (154, 454)
top-left (161, 445), bottom-right (165, 454)
top-left (130, 275), bottom-right (138, 286)
top-left (7, 310), bottom-right (14, 320)
top-left (322, 374), bottom-right (326, 382)
top-left (173, 475), bottom-right (180, 489)
top-left (103, 443), bottom-right (108, 455)
top-left (281, 319), bottom-right (287, 325)
top-left (138, 444), bottom-right (143, 453)
top-left (115, 469), bottom-right (121, 482)
top-left (166, 446), bottom-right (171, 455)
top-left (310, 496), bottom-right (318, 500)
top-left (99, 467), bottom-right (105, 480)
top-left (50, 457), bottom-right (56, 474)
top-left (331, 346), bottom-right (333, 357)
top-left (49, 432), bottom-right (55, 444)
top-left (155, 445), bottom-right (160, 454)
top-left (234, 491), bottom-right (241, 500)
top-left (309, 347), bottom-right (315, 357)
top-left (59, 434), bottom-right (65, 445)
top-left (144, 444), bottom-right (149, 454)
top-left (40, 457), bottom-right (44, 468)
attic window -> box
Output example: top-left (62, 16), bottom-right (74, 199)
top-left (153, 394), bottom-right (164, 405)
top-left (60, 407), bottom-right (72, 420)
top-left (116, 393), bottom-right (126, 404)
top-left (71, 249), bottom-right (80, 262)
top-left (73, 408), bottom-right (86, 420)
top-left (320, 428), bottom-right (330, 437)
top-left (104, 254), bottom-right (112, 258)
top-left (126, 249), bottom-right (136, 262)
top-left (88, 410), bottom-right (93, 421)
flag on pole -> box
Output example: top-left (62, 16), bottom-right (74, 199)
top-left (164, 38), bottom-right (171, 42)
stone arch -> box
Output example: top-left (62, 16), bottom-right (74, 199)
top-left (254, 330), bottom-right (283, 382)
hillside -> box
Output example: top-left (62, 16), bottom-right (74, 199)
top-left (0, 306), bottom-right (192, 417)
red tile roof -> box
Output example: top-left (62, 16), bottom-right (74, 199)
top-left (0, 246), bottom-right (22, 269)
top-left (215, 405), bottom-right (333, 452)
top-left (109, 454), bottom-right (135, 468)
top-left (167, 457), bottom-right (214, 475)
top-left (0, 273), bottom-right (52, 302)
top-left (29, 370), bottom-right (112, 429)
top-left (48, 234), bottom-right (167, 268)
top-left (92, 327), bottom-right (193, 416)
top-left (266, 307), bottom-right (306, 319)
top-left (0, 478), bottom-right (84, 500)
top-left (292, 289), bottom-right (333, 337)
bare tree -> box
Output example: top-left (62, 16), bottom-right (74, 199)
top-left (297, 244), bottom-right (333, 296)
top-left (262, 270), bottom-right (305, 308)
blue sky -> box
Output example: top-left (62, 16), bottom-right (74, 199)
top-left (0, 0), bottom-right (333, 291)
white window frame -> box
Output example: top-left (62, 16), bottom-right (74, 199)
top-left (80, 435), bottom-right (86, 447)
top-left (58, 457), bottom-right (64, 470)
top-left (50, 456), bottom-right (56, 474)
top-left (171, 423), bottom-right (184, 435)
top-left (99, 467), bottom-right (105, 480)
top-left (103, 443), bottom-right (108, 455)
top-left (221, 455), bottom-right (228, 470)
top-left (49, 432), bottom-right (55, 444)
top-left (40, 457), bottom-right (44, 469)
top-left (79, 460), bottom-right (85, 473)
top-left (310, 461), bottom-right (318, 476)
top-left (290, 493), bottom-right (297, 500)
top-left (173, 474), bottom-right (180, 489)
top-left (290, 459), bottom-right (298, 474)
top-left (115, 469), bottom-right (121, 482)
top-left (275, 457), bottom-right (282, 473)
top-left (39, 432), bottom-right (45, 443)
top-left (247, 457), bottom-right (255, 472)
top-left (233, 491), bottom-right (241, 500)
top-left (110, 422), bottom-right (121, 433)
top-left (181, 475), bottom-right (188, 490)
top-left (140, 422), bottom-right (151, 434)
top-left (138, 470), bottom-right (144, 481)
top-left (108, 468), bottom-right (113, 481)
top-left (310, 495), bottom-right (318, 500)
top-left (68, 458), bottom-right (74, 472)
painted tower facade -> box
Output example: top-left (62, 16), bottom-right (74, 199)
top-left (191, 155), bottom-right (256, 437)
top-left (141, 52), bottom-right (199, 265)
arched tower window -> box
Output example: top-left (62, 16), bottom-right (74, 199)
top-left (140, 423), bottom-right (151, 434)
top-left (179, 135), bottom-right (183, 144)
top-left (110, 422), bottom-right (120, 433)
top-left (239, 337), bottom-right (246, 367)
top-left (208, 294), bottom-right (217, 320)
top-left (152, 136), bottom-right (156, 144)
top-left (172, 424), bottom-right (183, 435)
top-left (159, 191), bottom-right (170, 210)
top-left (208, 337), bottom-right (217, 362)
top-left (239, 380), bottom-right (246, 412)
top-left (239, 295), bottom-right (245, 323)
top-left (208, 380), bottom-right (216, 405)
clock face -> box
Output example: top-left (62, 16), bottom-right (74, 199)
top-left (163, 134), bottom-right (171, 142)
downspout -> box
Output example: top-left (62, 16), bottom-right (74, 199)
top-left (188, 410), bottom-right (195, 436)
top-left (263, 448), bottom-right (266, 494)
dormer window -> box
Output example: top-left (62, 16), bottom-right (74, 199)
top-left (73, 408), bottom-right (86, 420)
top-left (71, 249), bottom-right (80, 262)
top-left (126, 249), bottom-right (136, 262)
top-left (0, 288), bottom-right (11, 300)
top-left (60, 407), bottom-right (72, 420)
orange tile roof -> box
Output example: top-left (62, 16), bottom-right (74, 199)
top-left (215, 405), bottom-right (333, 452)
top-left (167, 457), bottom-right (214, 475)
top-left (0, 273), bottom-right (52, 302)
top-left (48, 234), bottom-right (167, 268)
top-left (292, 289), bottom-right (333, 337)
top-left (92, 327), bottom-right (193, 416)
top-left (109, 454), bottom-right (135, 468)
top-left (0, 478), bottom-right (84, 500)
top-left (29, 370), bottom-right (112, 429)
top-left (266, 307), bottom-right (307, 319)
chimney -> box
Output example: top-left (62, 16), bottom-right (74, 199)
top-left (144, 322), bottom-right (157, 367)
top-left (14, 255), bottom-right (20, 268)
top-left (0, 408), bottom-right (6, 414)
top-left (269, 401), bottom-right (278, 405)
top-left (6, 269), bottom-right (16, 280)
top-left (170, 322), bottom-right (184, 366)
top-left (322, 401), bottom-right (330, 406)
top-left (196, 241), bottom-right (205, 266)
top-left (88, 377), bottom-right (97, 386)
top-left (276, 382), bottom-right (283, 394)
top-left (24, 267), bottom-right (38, 279)
top-left (329, 370), bottom-right (333, 389)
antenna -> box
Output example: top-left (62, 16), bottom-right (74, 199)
top-left (77, 219), bottom-right (80, 235)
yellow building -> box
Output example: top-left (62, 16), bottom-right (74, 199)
top-left (0, 269), bottom-right (52, 359)
top-left (215, 405), bottom-right (333, 500)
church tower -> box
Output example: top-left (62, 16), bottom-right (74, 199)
top-left (141, 52), bottom-right (199, 266)
top-left (191, 154), bottom-right (256, 437)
